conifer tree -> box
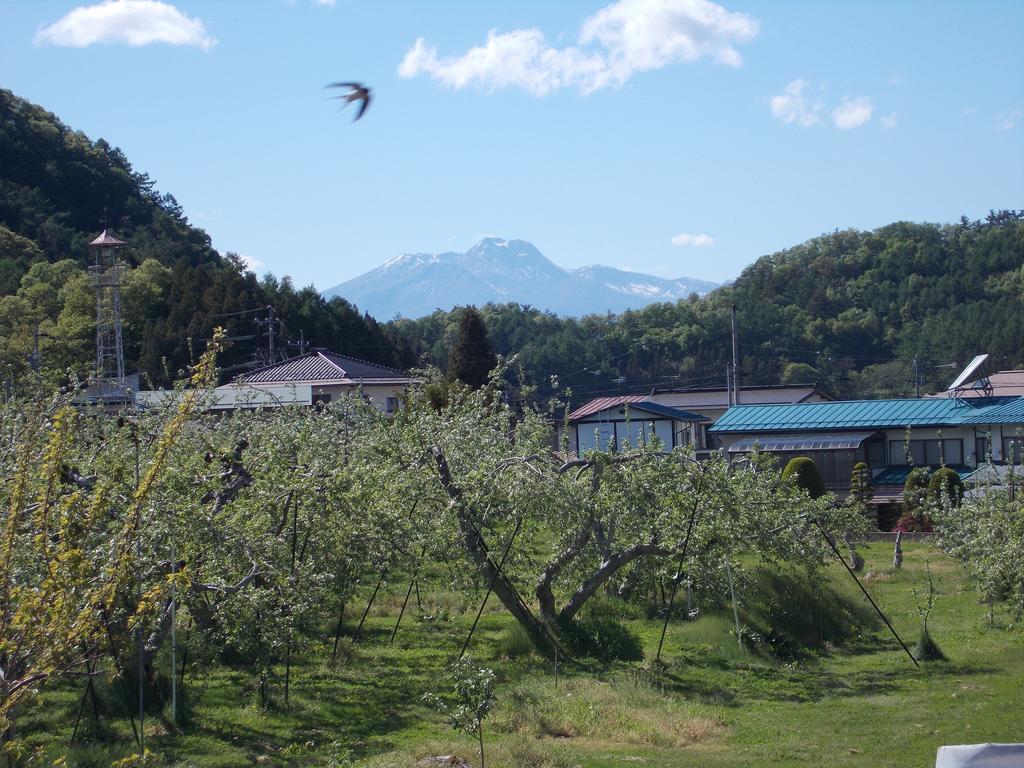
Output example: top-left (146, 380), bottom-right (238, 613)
top-left (448, 307), bottom-right (497, 390)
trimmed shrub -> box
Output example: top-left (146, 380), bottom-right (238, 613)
top-left (928, 466), bottom-right (964, 507)
top-left (781, 457), bottom-right (827, 499)
top-left (902, 466), bottom-right (931, 513)
top-left (849, 461), bottom-right (874, 505)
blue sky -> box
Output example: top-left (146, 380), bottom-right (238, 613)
top-left (2, 0), bottom-right (1022, 290)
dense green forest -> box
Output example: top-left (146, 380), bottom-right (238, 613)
top-left (0, 88), bottom-right (411, 386)
top-left (1, 87), bottom-right (1022, 401)
top-left (390, 213), bottom-right (1024, 402)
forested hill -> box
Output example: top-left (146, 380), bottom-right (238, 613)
top-left (2, 88), bottom-right (1021, 400)
top-left (389, 213), bottom-right (1024, 403)
top-left (0, 88), bottom-right (409, 385)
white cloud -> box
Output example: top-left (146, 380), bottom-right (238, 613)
top-left (400, 30), bottom-right (607, 97)
top-left (312, 0), bottom-right (337, 6)
top-left (994, 109), bottom-right (1021, 131)
top-left (34, 0), bottom-right (215, 49)
top-left (832, 95), bottom-right (873, 130)
top-left (671, 233), bottom-right (714, 247)
top-left (880, 111), bottom-right (897, 129)
top-left (769, 79), bottom-right (821, 127)
top-left (239, 255), bottom-right (265, 272)
top-left (399, 0), bottom-right (758, 96)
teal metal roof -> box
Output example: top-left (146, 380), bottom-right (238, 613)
top-left (958, 396), bottom-right (1024, 424)
top-left (709, 396), bottom-right (1024, 433)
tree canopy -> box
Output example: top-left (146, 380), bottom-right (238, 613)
top-left (0, 89), bottom-right (410, 388)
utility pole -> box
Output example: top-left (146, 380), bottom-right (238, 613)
top-left (28, 323), bottom-right (54, 373)
top-left (913, 355), bottom-right (920, 398)
top-left (726, 363), bottom-right (733, 408)
top-left (731, 304), bottom-right (740, 405)
top-left (254, 305), bottom-right (282, 367)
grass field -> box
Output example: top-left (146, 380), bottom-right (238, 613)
top-left (20, 542), bottom-right (1024, 767)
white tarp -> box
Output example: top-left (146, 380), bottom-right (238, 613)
top-left (935, 743), bottom-right (1024, 767)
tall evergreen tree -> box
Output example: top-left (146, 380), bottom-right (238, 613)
top-left (448, 306), bottom-right (497, 389)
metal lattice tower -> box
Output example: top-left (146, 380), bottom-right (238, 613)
top-left (88, 230), bottom-right (127, 386)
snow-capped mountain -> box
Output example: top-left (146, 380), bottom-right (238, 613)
top-left (322, 238), bottom-right (719, 319)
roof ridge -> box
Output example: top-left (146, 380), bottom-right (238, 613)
top-left (320, 350), bottom-right (406, 375)
top-left (315, 350), bottom-right (350, 376)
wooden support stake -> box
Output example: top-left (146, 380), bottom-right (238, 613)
top-left (655, 471), bottom-right (705, 663)
top-left (69, 659), bottom-right (98, 745)
top-left (354, 568), bottom-right (387, 643)
top-left (460, 518), bottom-right (523, 659)
top-left (391, 546), bottom-right (427, 644)
top-left (330, 602), bottom-right (346, 665)
top-left (815, 522), bottom-right (919, 667)
top-left (725, 556), bottom-right (742, 651)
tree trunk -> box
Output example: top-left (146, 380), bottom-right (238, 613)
top-left (558, 542), bottom-right (668, 623)
top-left (430, 446), bottom-right (553, 652)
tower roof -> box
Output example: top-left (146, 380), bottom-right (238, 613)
top-left (89, 230), bottom-right (127, 247)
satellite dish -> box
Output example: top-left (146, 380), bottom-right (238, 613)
top-left (948, 354), bottom-right (989, 391)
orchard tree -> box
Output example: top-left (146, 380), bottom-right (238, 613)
top-left (936, 475), bottom-right (1023, 616)
top-left (372, 372), bottom-right (868, 654)
top-left (0, 332), bottom-right (222, 753)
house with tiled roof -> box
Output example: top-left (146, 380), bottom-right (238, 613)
top-left (223, 350), bottom-right (413, 411)
top-left (137, 350), bottom-right (413, 412)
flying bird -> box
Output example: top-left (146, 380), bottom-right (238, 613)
top-left (326, 81), bottom-right (372, 122)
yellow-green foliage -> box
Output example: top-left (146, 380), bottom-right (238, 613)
top-left (0, 330), bottom-right (222, 739)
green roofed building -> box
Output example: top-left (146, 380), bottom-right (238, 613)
top-left (709, 396), bottom-right (1024, 524)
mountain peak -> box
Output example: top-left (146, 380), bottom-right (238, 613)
top-left (323, 239), bottom-right (719, 320)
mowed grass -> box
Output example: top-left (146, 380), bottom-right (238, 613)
top-left (19, 543), bottom-right (1024, 767)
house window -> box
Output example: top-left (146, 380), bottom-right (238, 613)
top-left (943, 440), bottom-right (963, 465)
top-left (866, 439), bottom-right (886, 468)
top-left (1002, 437), bottom-right (1023, 465)
top-left (385, 396), bottom-right (400, 414)
top-left (312, 393), bottom-right (332, 406)
top-left (888, 438), bottom-right (963, 466)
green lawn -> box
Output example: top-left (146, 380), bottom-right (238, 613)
top-left (20, 543), bottom-right (1024, 767)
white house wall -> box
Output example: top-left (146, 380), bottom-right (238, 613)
top-left (716, 424), bottom-right (1022, 468)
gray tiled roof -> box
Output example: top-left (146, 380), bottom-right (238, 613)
top-left (237, 351), bottom-right (409, 384)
